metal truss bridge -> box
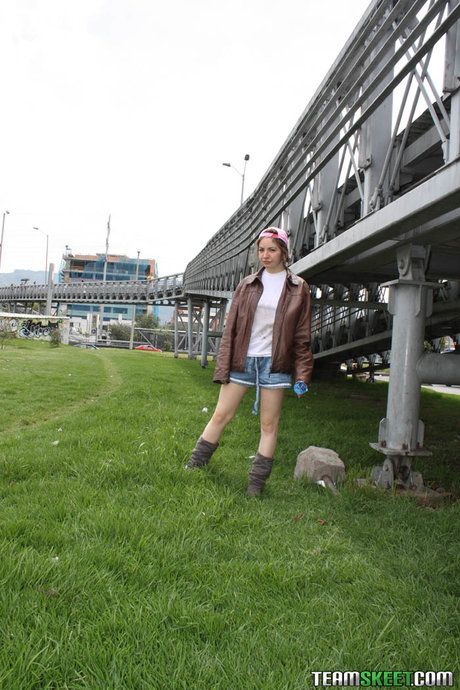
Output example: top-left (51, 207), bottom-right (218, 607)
top-left (0, 273), bottom-right (184, 310)
top-left (1, 0), bottom-right (460, 488)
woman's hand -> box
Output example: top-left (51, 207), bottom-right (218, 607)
top-left (293, 380), bottom-right (308, 398)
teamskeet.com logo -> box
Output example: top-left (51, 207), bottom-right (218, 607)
top-left (311, 671), bottom-right (454, 687)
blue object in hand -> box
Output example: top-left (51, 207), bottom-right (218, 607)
top-left (293, 380), bottom-right (308, 395)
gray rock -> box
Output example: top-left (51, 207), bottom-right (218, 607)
top-left (409, 471), bottom-right (424, 491)
top-left (354, 478), bottom-right (373, 487)
top-left (294, 446), bottom-right (346, 485)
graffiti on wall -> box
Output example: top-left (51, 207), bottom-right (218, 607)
top-left (20, 319), bottom-right (58, 338)
top-left (0, 316), bottom-right (59, 340)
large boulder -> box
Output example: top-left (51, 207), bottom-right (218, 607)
top-left (294, 446), bottom-right (345, 487)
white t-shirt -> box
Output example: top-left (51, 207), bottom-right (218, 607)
top-left (247, 269), bottom-right (286, 357)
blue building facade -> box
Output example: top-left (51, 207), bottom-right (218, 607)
top-left (59, 253), bottom-right (159, 323)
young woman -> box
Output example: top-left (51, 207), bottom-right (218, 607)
top-left (185, 226), bottom-right (313, 497)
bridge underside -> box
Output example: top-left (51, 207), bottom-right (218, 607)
top-left (291, 158), bottom-right (460, 285)
top-left (185, 158), bottom-right (460, 366)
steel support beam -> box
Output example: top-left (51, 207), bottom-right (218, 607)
top-left (417, 352), bottom-right (460, 384)
top-left (360, 24), bottom-right (394, 213)
top-left (291, 157), bottom-right (460, 281)
top-left (214, 300), bottom-right (227, 358)
top-left (46, 264), bottom-right (54, 315)
top-left (370, 244), bottom-right (433, 487)
top-left (312, 127), bottom-right (340, 245)
top-left (200, 300), bottom-right (210, 368)
top-left (174, 302), bottom-right (179, 358)
top-left (445, 2), bottom-right (460, 161)
top-left (187, 297), bottom-right (195, 360)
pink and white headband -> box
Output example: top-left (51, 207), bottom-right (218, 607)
top-left (258, 227), bottom-right (289, 247)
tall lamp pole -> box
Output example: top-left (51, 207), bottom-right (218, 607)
top-left (103, 214), bottom-right (111, 282)
top-left (100, 214), bottom-right (111, 340)
top-left (0, 210), bottom-right (10, 270)
top-left (129, 250), bottom-right (141, 350)
top-left (222, 153), bottom-right (250, 206)
top-left (33, 226), bottom-right (49, 284)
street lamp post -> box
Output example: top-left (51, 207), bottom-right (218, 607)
top-left (222, 153), bottom-right (250, 206)
top-left (0, 210), bottom-right (10, 271)
top-left (99, 215), bottom-right (111, 340)
top-left (102, 214), bottom-right (111, 283)
top-left (129, 250), bottom-right (141, 350)
top-left (33, 226), bottom-right (49, 284)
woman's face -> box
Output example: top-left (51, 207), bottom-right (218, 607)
top-left (258, 238), bottom-right (284, 273)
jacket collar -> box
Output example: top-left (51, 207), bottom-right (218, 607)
top-left (246, 266), bottom-right (301, 286)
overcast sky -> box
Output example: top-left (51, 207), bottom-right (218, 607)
top-left (0, 0), bottom-right (371, 278)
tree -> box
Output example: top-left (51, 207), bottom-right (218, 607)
top-left (135, 314), bottom-right (160, 330)
top-left (0, 320), bottom-right (16, 349)
top-left (109, 323), bottom-right (131, 341)
top-left (49, 327), bottom-right (61, 347)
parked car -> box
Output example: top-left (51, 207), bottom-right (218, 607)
top-left (134, 345), bottom-right (162, 352)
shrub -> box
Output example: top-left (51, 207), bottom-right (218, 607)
top-left (49, 327), bottom-right (61, 347)
top-left (0, 322), bottom-right (17, 349)
top-left (109, 323), bottom-right (131, 341)
top-left (135, 314), bottom-right (160, 330)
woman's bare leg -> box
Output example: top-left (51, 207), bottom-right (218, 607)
top-left (257, 388), bottom-right (285, 457)
top-left (202, 382), bottom-right (248, 444)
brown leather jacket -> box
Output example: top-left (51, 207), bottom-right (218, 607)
top-left (213, 267), bottom-right (313, 385)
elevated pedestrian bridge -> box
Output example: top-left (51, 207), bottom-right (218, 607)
top-left (0, 273), bottom-right (184, 307)
top-left (183, 0), bottom-right (460, 370)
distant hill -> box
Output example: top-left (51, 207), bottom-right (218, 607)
top-left (0, 270), bottom-right (58, 286)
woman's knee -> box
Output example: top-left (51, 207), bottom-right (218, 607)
top-left (212, 407), bottom-right (234, 427)
top-left (260, 418), bottom-right (279, 436)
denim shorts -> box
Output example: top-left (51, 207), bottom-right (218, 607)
top-left (229, 356), bottom-right (292, 389)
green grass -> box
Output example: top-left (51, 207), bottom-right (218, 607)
top-left (0, 341), bottom-right (459, 689)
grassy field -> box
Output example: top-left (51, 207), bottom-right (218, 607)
top-left (0, 340), bottom-right (459, 689)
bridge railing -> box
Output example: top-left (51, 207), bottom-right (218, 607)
top-left (0, 273), bottom-right (184, 304)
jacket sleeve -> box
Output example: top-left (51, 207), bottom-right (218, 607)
top-left (213, 281), bottom-right (244, 384)
top-left (293, 282), bottom-right (314, 384)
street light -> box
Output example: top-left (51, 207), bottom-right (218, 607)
top-left (222, 153), bottom-right (250, 205)
top-left (33, 226), bottom-right (49, 284)
top-left (129, 250), bottom-right (141, 350)
top-left (99, 214), bottom-right (111, 342)
top-left (103, 214), bottom-right (111, 282)
top-left (0, 210), bottom-right (10, 271)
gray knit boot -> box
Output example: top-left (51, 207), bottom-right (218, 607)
top-left (184, 436), bottom-right (219, 470)
top-left (247, 453), bottom-right (274, 497)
